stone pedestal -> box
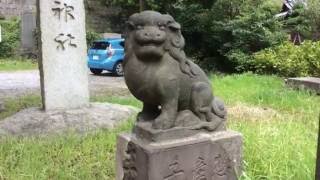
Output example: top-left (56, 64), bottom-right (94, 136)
top-left (116, 131), bottom-right (242, 180)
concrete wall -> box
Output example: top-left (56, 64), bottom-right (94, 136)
top-left (85, 0), bottom-right (121, 33)
top-left (0, 0), bottom-right (36, 19)
top-left (0, 0), bottom-right (117, 33)
top-left (1, 0), bottom-right (120, 56)
top-left (0, 0), bottom-right (22, 18)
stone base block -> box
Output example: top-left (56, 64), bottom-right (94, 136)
top-left (286, 77), bottom-right (320, 94)
top-left (134, 121), bottom-right (226, 142)
top-left (0, 103), bottom-right (138, 137)
top-left (116, 131), bottom-right (242, 180)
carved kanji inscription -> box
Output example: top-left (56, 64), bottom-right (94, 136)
top-left (54, 33), bottom-right (77, 50)
top-left (164, 155), bottom-right (185, 180)
top-left (193, 157), bottom-right (208, 180)
top-left (52, 0), bottom-right (75, 22)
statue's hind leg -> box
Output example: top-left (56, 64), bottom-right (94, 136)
top-left (190, 82), bottom-right (214, 122)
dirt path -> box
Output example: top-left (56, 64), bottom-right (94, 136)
top-left (0, 70), bottom-right (129, 100)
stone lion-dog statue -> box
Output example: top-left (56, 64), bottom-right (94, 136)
top-left (123, 11), bottom-right (226, 131)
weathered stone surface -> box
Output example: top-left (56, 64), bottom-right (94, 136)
top-left (116, 131), bottom-right (243, 180)
top-left (124, 11), bottom-right (226, 134)
top-left (0, 103), bottom-right (138, 137)
top-left (85, 0), bottom-right (120, 32)
top-left (134, 120), bottom-right (226, 142)
top-left (21, 11), bottom-right (36, 56)
top-left (0, 0), bottom-right (36, 19)
top-left (0, 0), bottom-right (20, 18)
top-left (286, 77), bottom-right (320, 94)
top-left (37, 0), bottom-right (89, 110)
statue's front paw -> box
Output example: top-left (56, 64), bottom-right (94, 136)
top-left (137, 112), bottom-right (156, 122)
top-left (152, 115), bottom-right (173, 130)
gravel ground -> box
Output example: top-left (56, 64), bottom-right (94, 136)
top-left (0, 70), bottom-right (129, 100)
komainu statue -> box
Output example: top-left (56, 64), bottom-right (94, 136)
top-left (123, 11), bottom-right (227, 136)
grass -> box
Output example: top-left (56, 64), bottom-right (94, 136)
top-left (213, 73), bottom-right (320, 180)
top-left (0, 58), bottom-right (38, 71)
top-left (0, 73), bottom-right (319, 179)
top-left (0, 120), bottom-right (134, 180)
top-left (0, 95), bottom-right (41, 120)
top-left (212, 73), bottom-right (319, 112)
top-left (90, 95), bottom-right (142, 108)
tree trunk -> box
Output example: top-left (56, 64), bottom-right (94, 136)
top-left (139, 0), bottom-right (145, 12)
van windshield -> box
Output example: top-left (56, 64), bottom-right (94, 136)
top-left (91, 42), bottom-right (110, 50)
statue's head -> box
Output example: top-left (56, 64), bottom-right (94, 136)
top-left (125, 11), bottom-right (185, 61)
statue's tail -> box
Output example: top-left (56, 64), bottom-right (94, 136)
top-left (211, 97), bottom-right (227, 119)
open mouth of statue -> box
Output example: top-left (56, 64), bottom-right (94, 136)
top-left (138, 44), bottom-right (161, 53)
top-left (137, 39), bottom-right (164, 47)
top-left (135, 43), bottom-right (164, 59)
top-left (141, 44), bottom-right (160, 50)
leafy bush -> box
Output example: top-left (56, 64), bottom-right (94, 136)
top-left (306, 0), bottom-right (320, 40)
top-left (86, 30), bottom-right (101, 47)
top-left (253, 41), bottom-right (320, 77)
top-left (225, 50), bottom-right (254, 72)
top-left (0, 18), bottom-right (20, 58)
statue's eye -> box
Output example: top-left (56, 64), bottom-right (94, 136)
top-left (136, 25), bottom-right (143, 30)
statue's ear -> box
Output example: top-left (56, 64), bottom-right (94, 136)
top-left (168, 21), bottom-right (181, 31)
top-left (126, 21), bottom-right (135, 31)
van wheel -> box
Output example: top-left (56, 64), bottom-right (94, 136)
top-left (113, 62), bottom-right (124, 76)
top-left (90, 68), bottom-right (103, 75)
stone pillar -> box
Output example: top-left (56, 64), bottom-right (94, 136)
top-left (21, 0), bottom-right (36, 55)
top-left (117, 131), bottom-right (242, 180)
top-left (21, 4), bottom-right (36, 56)
top-left (37, 0), bottom-right (89, 110)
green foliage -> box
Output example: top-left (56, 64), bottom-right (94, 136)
top-left (172, 0), bottom-right (287, 72)
top-left (253, 41), bottom-right (320, 77)
top-left (284, 0), bottom-right (320, 40)
top-left (306, 0), bottom-right (320, 40)
top-left (279, 3), bottom-right (312, 44)
top-left (86, 30), bottom-right (101, 47)
top-left (97, 0), bottom-right (320, 73)
top-left (0, 18), bottom-right (20, 58)
top-left (102, 0), bottom-right (178, 13)
top-left (225, 50), bottom-right (254, 72)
